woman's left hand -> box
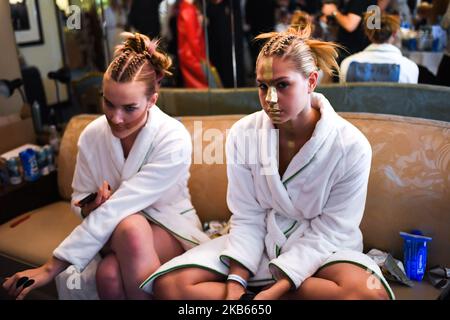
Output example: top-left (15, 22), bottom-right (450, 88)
top-left (254, 278), bottom-right (292, 300)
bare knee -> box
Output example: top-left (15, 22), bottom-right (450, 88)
top-left (316, 263), bottom-right (390, 300)
top-left (342, 288), bottom-right (389, 300)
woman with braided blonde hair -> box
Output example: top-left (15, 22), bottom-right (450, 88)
top-left (145, 24), bottom-right (395, 300)
top-left (3, 32), bottom-right (210, 300)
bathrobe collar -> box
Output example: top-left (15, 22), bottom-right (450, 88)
top-left (261, 92), bottom-right (337, 218)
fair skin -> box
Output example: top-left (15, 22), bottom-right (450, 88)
top-left (153, 55), bottom-right (389, 300)
top-left (2, 76), bottom-right (185, 300)
top-left (322, 3), bottom-right (362, 33)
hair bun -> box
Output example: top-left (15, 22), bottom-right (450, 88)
top-left (121, 32), bottom-right (158, 58)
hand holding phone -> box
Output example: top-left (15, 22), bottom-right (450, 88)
top-left (78, 192), bottom-right (98, 207)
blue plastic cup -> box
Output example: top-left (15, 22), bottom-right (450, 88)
top-left (400, 231), bottom-right (432, 281)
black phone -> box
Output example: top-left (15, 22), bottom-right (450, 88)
top-left (78, 192), bottom-right (97, 207)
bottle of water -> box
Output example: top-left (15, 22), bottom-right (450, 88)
top-left (31, 100), bottom-right (43, 133)
top-left (49, 125), bottom-right (60, 155)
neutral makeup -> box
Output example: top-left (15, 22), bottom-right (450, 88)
top-left (261, 57), bottom-right (282, 124)
top-left (101, 78), bottom-right (152, 140)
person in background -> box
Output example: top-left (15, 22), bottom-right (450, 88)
top-left (294, 0), bottom-right (323, 15)
top-left (340, 13), bottom-right (419, 83)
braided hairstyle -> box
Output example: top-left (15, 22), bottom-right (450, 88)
top-left (106, 32), bottom-right (172, 96)
top-left (255, 23), bottom-right (341, 78)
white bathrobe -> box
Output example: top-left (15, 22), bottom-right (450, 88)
top-left (140, 93), bottom-right (394, 299)
top-left (54, 105), bottom-right (210, 299)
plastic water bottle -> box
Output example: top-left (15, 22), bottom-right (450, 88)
top-left (19, 148), bottom-right (40, 182)
top-left (49, 125), bottom-right (60, 155)
top-left (36, 147), bottom-right (50, 175)
top-left (44, 144), bottom-right (56, 172)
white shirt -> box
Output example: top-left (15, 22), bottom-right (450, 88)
top-left (442, 2), bottom-right (450, 56)
top-left (340, 43), bottom-right (419, 83)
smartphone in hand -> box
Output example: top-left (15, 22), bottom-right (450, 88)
top-left (78, 192), bottom-right (98, 207)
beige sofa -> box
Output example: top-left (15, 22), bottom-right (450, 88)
top-left (0, 112), bottom-right (449, 300)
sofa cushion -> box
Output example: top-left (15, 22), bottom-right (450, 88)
top-left (157, 84), bottom-right (450, 121)
top-left (0, 202), bottom-right (80, 266)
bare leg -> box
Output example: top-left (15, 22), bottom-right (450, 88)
top-left (109, 214), bottom-right (184, 300)
top-left (96, 253), bottom-right (126, 299)
top-left (283, 262), bottom-right (390, 300)
top-left (154, 267), bottom-right (226, 300)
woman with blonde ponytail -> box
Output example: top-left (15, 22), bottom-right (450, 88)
top-left (3, 32), bottom-right (210, 300)
top-left (144, 24), bottom-right (395, 300)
